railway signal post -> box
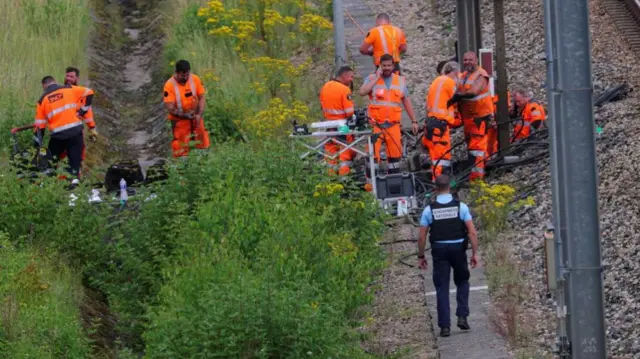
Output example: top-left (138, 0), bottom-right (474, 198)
top-left (544, 0), bottom-right (607, 357)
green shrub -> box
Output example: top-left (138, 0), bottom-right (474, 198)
top-left (0, 233), bottom-right (91, 359)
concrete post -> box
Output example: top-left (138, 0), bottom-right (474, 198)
top-left (552, 0), bottom-right (607, 357)
top-left (332, 0), bottom-right (347, 73)
top-left (493, 0), bottom-right (510, 151)
top-left (456, 0), bottom-right (482, 60)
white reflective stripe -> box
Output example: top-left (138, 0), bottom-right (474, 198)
top-left (377, 26), bottom-right (389, 55)
top-left (51, 121), bottom-right (83, 133)
top-left (339, 161), bottom-right (352, 168)
top-left (46, 103), bottom-right (77, 119)
top-left (323, 108), bottom-right (349, 115)
top-left (323, 107), bottom-right (354, 115)
top-left (530, 111), bottom-right (541, 116)
top-left (433, 159), bottom-right (451, 166)
top-left (170, 77), bottom-right (183, 112)
top-left (523, 122), bottom-right (531, 128)
top-left (370, 100), bottom-right (402, 107)
top-left (472, 167), bottom-right (485, 174)
top-left (82, 88), bottom-right (92, 97)
top-left (469, 150), bottom-right (485, 157)
top-left (387, 162), bottom-right (400, 168)
top-left (84, 118), bottom-right (95, 124)
top-left (469, 92), bottom-right (491, 101)
top-left (431, 77), bottom-right (446, 115)
top-left (34, 119), bottom-right (47, 125)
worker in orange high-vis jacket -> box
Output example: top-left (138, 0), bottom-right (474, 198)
top-left (163, 60), bottom-right (210, 158)
top-left (359, 54), bottom-right (418, 173)
top-left (319, 66), bottom-right (356, 176)
top-left (359, 13), bottom-right (407, 75)
top-left (58, 66), bottom-right (98, 162)
top-left (424, 61), bottom-right (463, 181)
top-left (33, 75), bottom-right (95, 178)
top-left (511, 89), bottom-right (546, 142)
top-left (453, 51), bottom-right (495, 181)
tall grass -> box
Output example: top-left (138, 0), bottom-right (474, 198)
top-left (0, 0), bottom-right (90, 146)
top-left (158, 0), bottom-right (336, 141)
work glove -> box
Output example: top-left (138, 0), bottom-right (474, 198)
top-left (89, 128), bottom-right (98, 142)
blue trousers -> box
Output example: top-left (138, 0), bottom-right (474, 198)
top-left (431, 242), bottom-right (470, 328)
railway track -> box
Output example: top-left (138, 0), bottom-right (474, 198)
top-left (602, 0), bottom-right (640, 53)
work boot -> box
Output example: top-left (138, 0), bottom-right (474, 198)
top-left (457, 316), bottom-right (470, 330)
top-left (440, 327), bottom-right (451, 337)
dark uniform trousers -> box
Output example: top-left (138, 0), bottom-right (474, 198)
top-left (431, 241), bottom-right (470, 328)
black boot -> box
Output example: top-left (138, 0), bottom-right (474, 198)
top-left (457, 316), bottom-right (470, 330)
top-left (440, 327), bottom-right (451, 337)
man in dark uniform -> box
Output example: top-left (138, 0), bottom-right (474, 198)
top-left (418, 174), bottom-right (479, 337)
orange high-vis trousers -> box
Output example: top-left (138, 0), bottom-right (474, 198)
top-left (171, 119), bottom-right (210, 158)
top-left (424, 125), bottom-right (452, 181)
top-left (371, 123), bottom-right (402, 161)
top-left (464, 115), bottom-right (492, 181)
top-left (325, 135), bottom-right (355, 176)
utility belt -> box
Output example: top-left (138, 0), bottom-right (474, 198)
top-left (424, 117), bottom-right (448, 141)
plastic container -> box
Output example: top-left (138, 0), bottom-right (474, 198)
top-left (120, 178), bottom-right (128, 202)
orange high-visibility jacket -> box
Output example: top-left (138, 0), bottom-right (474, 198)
top-left (426, 75), bottom-right (461, 127)
top-left (367, 73), bottom-right (406, 124)
top-left (513, 101), bottom-right (546, 140)
top-left (319, 80), bottom-right (354, 120)
top-left (364, 25), bottom-right (407, 66)
top-left (163, 74), bottom-right (206, 121)
top-left (458, 68), bottom-right (494, 119)
top-left (34, 85), bottom-right (94, 135)
top-left (72, 85), bottom-right (96, 129)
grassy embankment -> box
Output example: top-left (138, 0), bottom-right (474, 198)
top-left (1, 0), bottom-right (391, 357)
top-left (0, 0), bottom-right (94, 357)
top-left (467, 181), bottom-right (545, 358)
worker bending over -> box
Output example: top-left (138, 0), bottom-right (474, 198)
top-left (360, 54), bottom-right (418, 173)
top-left (163, 60), bottom-right (210, 158)
top-left (34, 76), bottom-right (95, 178)
top-left (58, 67), bottom-right (98, 163)
top-left (455, 51), bottom-right (495, 181)
top-left (511, 88), bottom-right (546, 142)
top-left (418, 174), bottom-right (479, 338)
top-left (319, 66), bottom-right (356, 176)
top-left (424, 62), bottom-right (462, 181)
top-left (359, 13), bottom-right (407, 75)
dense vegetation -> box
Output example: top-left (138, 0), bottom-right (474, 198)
top-left (1, 0), bottom-right (390, 357)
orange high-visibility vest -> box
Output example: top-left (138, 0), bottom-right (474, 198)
top-left (34, 85), bottom-right (93, 134)
top-left (367, 74), bottom-right (406, 124)
top-left (319, 80), bottom-right (354, 121)
top-left (72, 85), bottom-right (96, 129)
top-left (458, 67), bottom-right (494, 119)
top-left (426, 75), bottom-right (459, 126)
top-left (163, 74), bottom-right (206, 121)
top-left (513, 101), bottom-right (546, 140)
top-left (364, 25), bottom-right (406, 66)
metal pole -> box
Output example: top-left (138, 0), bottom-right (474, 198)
top-left (553, 0), bottom-right (607, 357)
top-left (456, 0), bottom-right (482, 60)
top-left (543, 0), bottom-right (570, 355)
top-left (493, 0), bottom-right (509, 152)
top-left (333, 0), bottom-right (347, 73)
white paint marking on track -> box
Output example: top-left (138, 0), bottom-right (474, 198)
top-left (425, 285), bottom-right (489, 296)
